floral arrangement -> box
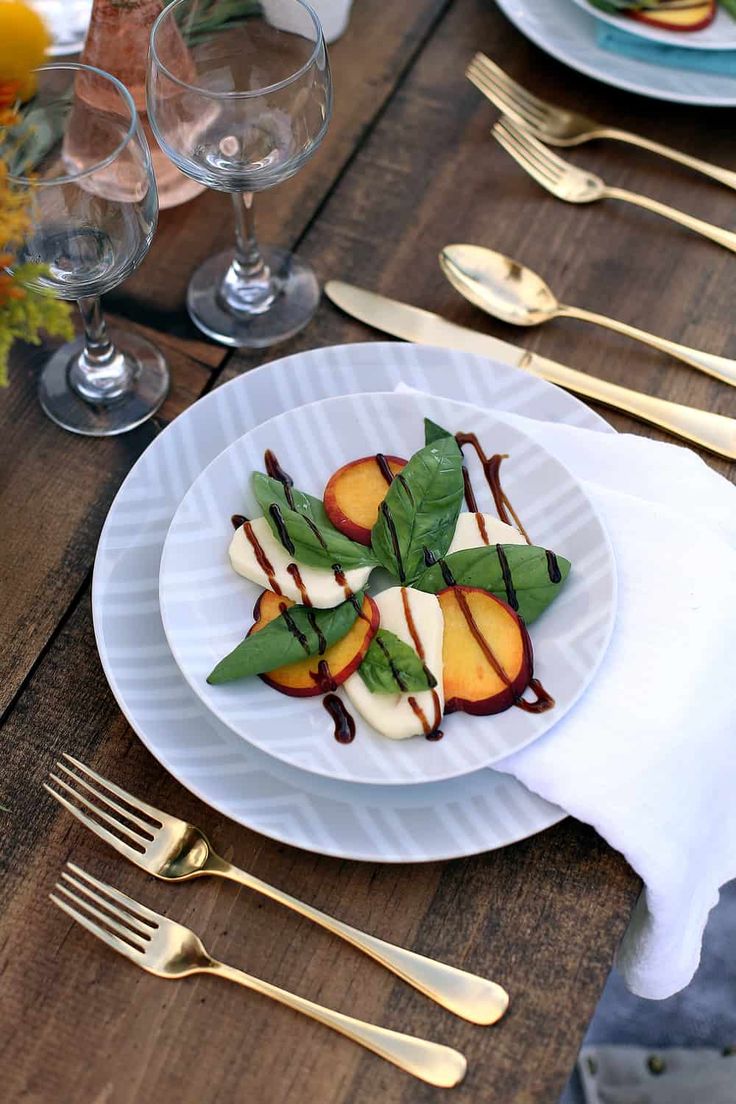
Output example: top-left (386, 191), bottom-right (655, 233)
top-left (0, 0), bottom-right (73, 386)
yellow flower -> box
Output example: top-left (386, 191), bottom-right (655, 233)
top-left (0, 0), bottom-right (50, 105)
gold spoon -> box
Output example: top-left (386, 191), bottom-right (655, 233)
top-left (440, 244), bottom-right (736, 390)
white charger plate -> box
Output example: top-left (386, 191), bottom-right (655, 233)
top-left (160, 391), bottom-right (616, 787)
top-left (495, 0), bottom-right (736, 105)
top-left (571, 0), bottom-right (736, 50)
top-left (93, 342), bottom-right (613, 862)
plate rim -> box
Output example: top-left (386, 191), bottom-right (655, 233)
top-left (496, 0), bottom-right (736, 106)
top-left (91, 340), bottom-right (610, 862)
top-left (570, 0), bottom-right (736, 50)
top-left (158, 388), bottom-right (618, 787)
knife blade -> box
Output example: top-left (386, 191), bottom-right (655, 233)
top-left (324, 280), bottom-right (736, 462)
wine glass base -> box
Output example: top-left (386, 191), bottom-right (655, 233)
top-left (38, 327), bottom-right (170, 437)
top-left (187, 247), bottom-right (320, 348)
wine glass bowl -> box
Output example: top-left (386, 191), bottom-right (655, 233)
top-left (3, 63), bottom-right (169, 436)
top-left (148, 0), bottom-right (332, 347)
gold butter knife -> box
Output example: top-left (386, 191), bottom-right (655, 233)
top-left (325, 281), bottom-right (736, 462)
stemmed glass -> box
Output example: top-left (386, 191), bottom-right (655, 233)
top-left (147, 0), bottom-right (332, 348)
top-left (3, 63), bottom-right (168, 436)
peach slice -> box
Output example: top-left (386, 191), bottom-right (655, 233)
top-left (248, 591), bottom-right (379, 697)
top-left (631, 2), bottom-right (715, 31)
top-left (324, 455), bottom-right (407, 546)
top-left (438, 586), bottom-right (532, 715)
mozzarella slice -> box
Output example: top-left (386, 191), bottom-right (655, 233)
top-left (229, 516), bottom-right (372, 608)
top-left (344, 587), bottom-right (444, 740)
top-left (447, 512), bottom-right (526, 554)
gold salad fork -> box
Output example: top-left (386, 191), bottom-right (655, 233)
top-left (467, 53), bottom-right (736, 192)
top-left (50, 864), bottom-right (467, 1087)
top-left (493, 117), bottom-right (736, 256)
top-left (45, 755), bottom-right (508, 1026)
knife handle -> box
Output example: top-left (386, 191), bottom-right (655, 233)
top-left (521, 351), bottom-right (736, 462)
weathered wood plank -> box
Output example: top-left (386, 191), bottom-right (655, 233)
top-left (0, 596), bottom-right (637, 1104)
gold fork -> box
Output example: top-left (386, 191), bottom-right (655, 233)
top-left (493, 117), bottom-right (736, 256)
top-left (467, 53), bottom-right (736, 191)
top-left (45, 754), bottom-right (508, 1026)
top-left (50, 863), bottom-right (467, 1087)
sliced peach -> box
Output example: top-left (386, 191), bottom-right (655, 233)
top-left (631, 2), bottom-right (715, 31)
top-left (248, 591), bottom-right (379, 697)
top-left (323, 455), bottom-right (407, 546)
top-left (438, 586), bottom-right (532, 715)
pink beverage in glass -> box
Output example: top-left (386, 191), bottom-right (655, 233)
top-left (80, 0), bottom-right (205, 209)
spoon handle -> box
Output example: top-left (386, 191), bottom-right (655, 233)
top-left (557, 304), bottom-right (736, 389)
top-left (604, 186), bottom-right (736, 254)
top-left (205, 961), bottom-right (467, 1087)
top-left (598, 129), bottom-right (736, 192)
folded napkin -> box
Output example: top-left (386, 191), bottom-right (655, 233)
top-left (596, 23), bottom-right (736, 77)
top-left (406, 386), bottom-right (736, 999)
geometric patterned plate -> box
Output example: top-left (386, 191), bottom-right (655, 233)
top-left (160, 390), bottom-right (616, 786)
top-left (93, 342), bottom-right (613, 860)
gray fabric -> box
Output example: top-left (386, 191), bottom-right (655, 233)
top-left (578, 1046), bottom-right (736, 1104)
top-left (561, 880), bottom-right (736, 1104)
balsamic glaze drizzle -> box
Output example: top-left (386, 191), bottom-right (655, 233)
top-left (375, 453), bottom-right (395, 486)
top-left (231, 514), bottom-right (247, 530)
top-left (495, 543), bottom-right (519, 611)
top-left (546, 550), bottom-right (562, 584)
top-left (269, 503), bottom-right (295, 554)
top-left (324, 694), bottom-right (356, 743)
top-left (265, 449), bottom-right (296, 509)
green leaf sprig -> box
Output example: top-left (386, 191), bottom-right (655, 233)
top-left (358, 629), bottom-right (437, 694)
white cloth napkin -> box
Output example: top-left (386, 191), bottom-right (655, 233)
top-left (407, 388), bottom-right (736, 999)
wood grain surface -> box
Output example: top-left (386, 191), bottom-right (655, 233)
top-left (3, 0), bottom-right (735, 1100)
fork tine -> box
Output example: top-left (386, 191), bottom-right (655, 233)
top-left (61, 870), bottom-right (156, 937)
top-left (48, 773), bottom-right (149, 846)
top-left (466, 62), bottom-right (550, 129)
top-left (493, 123), bottom-right (560, 187)
top-left (66, 862), bottom-right (162, 927)
top-left (50, 893), bottom-right (146, 962)
top-left (470, 54), bottom-right (555, 121)
top-left (494, 120), bottom-right (562, 182)
top-left (43, 782), bottom-right (146, 862)
top-left (61, 753), bottom-right (167, 826)
top-left (55, 761), bottom-right (158, 836)
top-left (499, 118), bottom-right (570, 176)
top-left (55, 881), bottom-right (150, 947)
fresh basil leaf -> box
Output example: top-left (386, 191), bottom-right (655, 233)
top-left (415, 544), bottom-right (570, 624)
top-left (252, 472), bottom-right (378, 571)
top-left (424, 417), bottom-right (454, 445)
top-left (207, 593), bottom-right (363, 684)
top-left (252, 472), bottom-right (331, 527)
top-left (370, 435), bottom-right (463, 585)
top-left (358, 629), bottom-right (437, 694)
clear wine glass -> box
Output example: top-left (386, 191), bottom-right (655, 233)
top-left (147, 0), bottom-right (332, 348)
top-left (3, 63), bottom-right (168, 436)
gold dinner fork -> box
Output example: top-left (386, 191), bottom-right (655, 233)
top-left (50, 863), bottom-right (467, 1087)
top-left (493, 116), bottom-right (736, 256)
top-left (45, 754), bottom-right (508, 1026)
top-left (467, 53), bottom-right (736, 191)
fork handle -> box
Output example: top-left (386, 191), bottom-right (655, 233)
top-left (205, 960), bottom-right (467, 1087)
top-left (557, 304), bottom-right (736, 389)
top-left (206, 857), bottom-right (507, 1025)
top-left (600, 129), bottom-right (736, 192)
top-left (605, 185), bottom-right (736, 254)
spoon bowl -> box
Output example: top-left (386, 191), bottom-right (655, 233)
top-left (439, 244), bottom-right (559, 327)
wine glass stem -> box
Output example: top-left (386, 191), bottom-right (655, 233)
top-left (69, 296), bottom-right (132, 404)
top-left (219, 192), bottom-right (276, 314)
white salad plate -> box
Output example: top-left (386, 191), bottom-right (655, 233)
top-left (160, 390), bottom-right (616, 787)
top-left (571, 0), bottom-right (736, 50)
top-left (93, 341), bottom-right (612, 862)
top-left (495, 0), bottom-right (736, 106)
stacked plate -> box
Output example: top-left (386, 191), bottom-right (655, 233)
top-left (92, 342), bottom-right (616, 863)
top-left (495, 0), bottom-right (736, 105)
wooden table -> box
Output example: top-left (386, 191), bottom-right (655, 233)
top-left (2, 2), bottom-right (735, 1100)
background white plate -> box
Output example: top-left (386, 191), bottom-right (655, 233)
top-left (495, 0), bottom-right (736, 105)
top-left (571, 0), bottom-right (736, 49)
top-left (160, 390), bottom-right (616, 787)
top-left (93, 342), bottom-right (612, 862)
